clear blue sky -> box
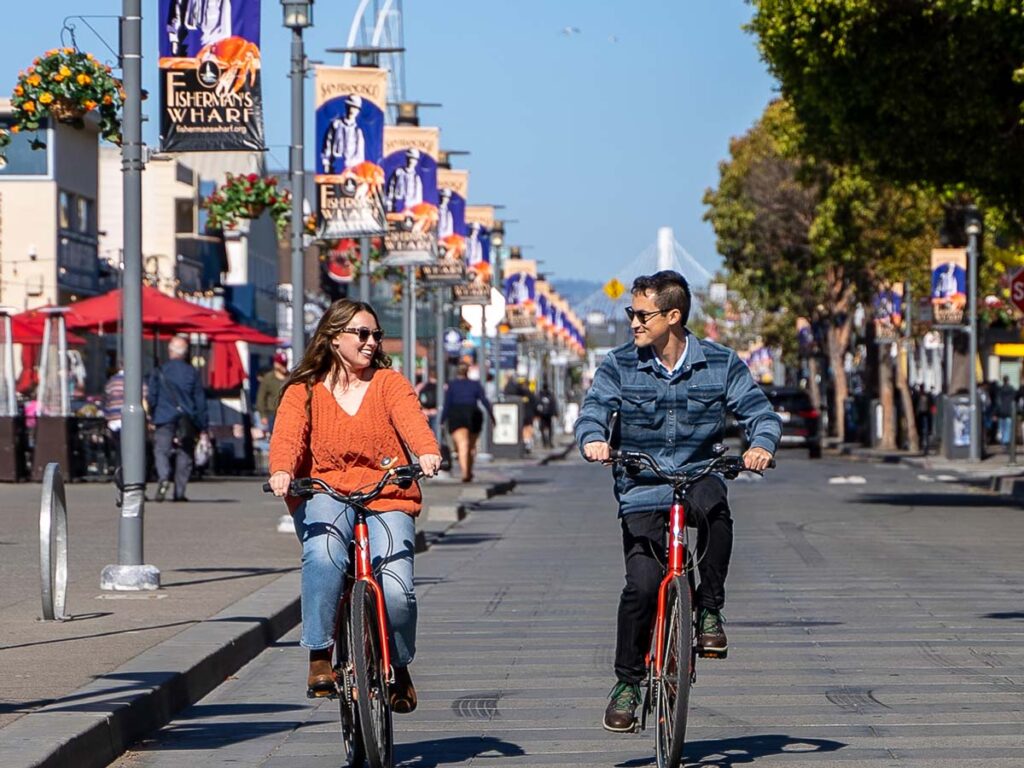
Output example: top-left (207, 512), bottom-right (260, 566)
top-left (0, 1), bottom-right (775, 282)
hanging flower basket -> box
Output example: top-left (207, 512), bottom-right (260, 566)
top-left (202, 173), bottom-right (292, 235)
top-left (0, 48), bottom-right (124, 159)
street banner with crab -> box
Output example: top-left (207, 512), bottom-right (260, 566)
top-left (422, 168), bottom-right (469, 284)
top-left (503, 258), bottom-right (538, 333)
top-left (930, 247), bottom-right (967, 326)
top-left (314, 66), bottom-right (388, 238)
top-left (158, 0), bottom-right (265, 151)
top-left (380, 126), bottom-right (441, 266)
top-left (453, 205), bottom-right (493, 305)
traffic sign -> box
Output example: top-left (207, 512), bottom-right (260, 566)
top-left (603, 277), bottom-right (626, 300)
top-left (1011, 267), bottom-right (1024, 314)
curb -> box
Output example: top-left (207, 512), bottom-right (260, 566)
top-left (1, 474), bottom-right (517, 768)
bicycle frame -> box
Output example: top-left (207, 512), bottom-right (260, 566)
top-left (350, 503), bottom-right (394, 681)
top-left (651, 495), bottom-right (689, 678)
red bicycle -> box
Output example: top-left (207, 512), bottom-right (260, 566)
top-left (608, 445), bottom-right (771, 768)
top-left (264, 462), bottom-right (427, 768)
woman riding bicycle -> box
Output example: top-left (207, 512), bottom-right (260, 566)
top-left (267, 299), bottom-right (441, 712)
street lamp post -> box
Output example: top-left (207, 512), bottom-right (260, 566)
top-left (101, 0), bottom-right (159, 591)
top-left (965, 206), bottom-right (982, 462)
top-left (282, 0), bottom-right (314, 360)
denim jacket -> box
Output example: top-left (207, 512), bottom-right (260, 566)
top-left (574, 332), bottom-right (781, 516)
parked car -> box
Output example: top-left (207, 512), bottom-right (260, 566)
top-left (761, 386), bottom-right (821, 458)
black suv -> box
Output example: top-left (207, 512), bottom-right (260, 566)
top-left (761, 386), bottom-right (821, 458)
top-left (732, 386), bottom-right (822, 459)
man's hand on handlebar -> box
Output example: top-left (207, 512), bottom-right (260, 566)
top-left (743, 446), bottom-right (773, 472)
top-left (268, 470), bottom-right (292, 497)
top-left (418, 454), bottom-right (442, 477)
top-left (583, 441), bottom-right (611, 463)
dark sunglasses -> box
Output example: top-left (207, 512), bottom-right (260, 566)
top-left (625, 307), bottom-right (667, 324)
top-left (341, 327), bottom-right (384, 343)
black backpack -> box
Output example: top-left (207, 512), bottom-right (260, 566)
top-left (418, 385), bottom-right (438, 411)
top-left (536, 393), bottom-right (554, 417)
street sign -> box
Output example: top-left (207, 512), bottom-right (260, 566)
top-left (1010, 267), bottom-right (1024, 314)
top-left (603, 278), bottom-right (626, 301)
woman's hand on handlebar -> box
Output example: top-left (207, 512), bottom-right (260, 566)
top-left (583, 441), bottom-right (611, 463)
top-left (742, 446), bottom-right (773, 472)
top-left (268, 470), bottom-right (292, 497)
top-left (418, 454), bottom-right (442, 477)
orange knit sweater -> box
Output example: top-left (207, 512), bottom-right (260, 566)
top-left (269, 368), bottom-right (439, 515)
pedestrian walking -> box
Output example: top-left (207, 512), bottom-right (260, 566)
top-left (147, 336), bottom-right (208, 502)
top-left (255, 351), bottom-right (289, 434)
top-left (913, 384), bottom-right (934, 456)
top-left (575, 270), bottom-right (780, 733)
top-left (441, 362), bottom-right (494, 482)
top-left (996, 376), bottom-right (1016, 446)
top-left (535, 381), bottom-right (558, 448)
top-left (267, 299), bottom-right (441, 709)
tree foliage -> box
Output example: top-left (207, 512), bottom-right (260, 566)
top-left (749, 0), bottom-right (1024, 219)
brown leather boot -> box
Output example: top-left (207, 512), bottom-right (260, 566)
top-left (307, 648), bottom-right (335, 697)
top-left (390, 665), bottom-right (417, 713)
top-left (603, 681), bottom-right (641, 733)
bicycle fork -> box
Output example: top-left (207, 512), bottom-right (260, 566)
top-left (353, 519), bottom-right (395, 684)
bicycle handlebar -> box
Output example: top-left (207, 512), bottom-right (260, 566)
top-left (608, 446), bottom-right (774, 488)
top-left (262, 463), bottom-right (427, 506)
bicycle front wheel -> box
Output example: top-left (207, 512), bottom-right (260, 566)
top-left (351, 580), bottom-right (393, 768)
top-left (335, 592), bottom-right (365, 767)
top-left (655, 575), bottom-right (692, 768)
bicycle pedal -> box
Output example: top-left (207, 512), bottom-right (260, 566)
top-left (698, 647), bottom-right (728, 659)
top-left (306, 687), bottom-right (338, 699)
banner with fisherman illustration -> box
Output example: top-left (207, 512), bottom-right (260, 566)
top-left (452, 204), bottom-right (493, 304)
top-left (503, 258), bottom-right (538, 333)
top-left (930, 247), bottom-right (967, 326)
top-left (378, 125), bottom-right (440, 266)
top-left (422, 168), bottom-right (468, 284)
top-left (872, 282), bottom-right (904, 343)
top-left (158, 0), bottom-right (265, 151)
top-left (313, 66), bottom-right (388, 238)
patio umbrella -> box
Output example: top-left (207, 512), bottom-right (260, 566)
top-left (59, 285), bottom-right (223, 334)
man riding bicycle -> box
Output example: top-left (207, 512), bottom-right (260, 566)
top-left (575, 270), bottom-right (781, 733)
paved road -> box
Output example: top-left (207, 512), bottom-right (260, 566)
top-left (111, 452), bottom-right (1024, 767)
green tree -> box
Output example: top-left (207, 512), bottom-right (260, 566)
top-left (749, 0), bottom-right (1024, 220)
top-left (704, 99), bottom-right (943, 444)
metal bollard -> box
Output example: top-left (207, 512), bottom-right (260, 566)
top-left (39, 462), bottom-right (69, 621)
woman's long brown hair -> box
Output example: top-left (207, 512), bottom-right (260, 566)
top-left (283, 299), bottom-right (391, 417)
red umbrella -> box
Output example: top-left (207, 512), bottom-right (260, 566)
top-left (9, 314), bottom-right (86, 345)
top-left (62, 286), bottom-right (222, 333)
top-left (209, 340), bottom-right (247, 390)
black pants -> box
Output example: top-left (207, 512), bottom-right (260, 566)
top-left (153, 422), bottom-right (195, 500)
top-left (539, 416), bottom-right (554, 448)
top-left (614, 476), bottom-right (732, 684)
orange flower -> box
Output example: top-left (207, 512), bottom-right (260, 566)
top-left (59, 65), bottom-right (72, 77)
top-left (82, 99), bottom-right (97, 111)
top-left (63, 47), bottom-right (75, 54)
top-left (11, 125), bottom-right (20, 133)
top-left (27, 74), bottom-right (41, 86)
top-left (23, 101), bottom-right (35, 113)
top-left (39, 92), bottom-right (54, 104)
top-left (102, 93), bottom-right (114, 105)
top-left (14, 85), bottom-right (23, 96)
top-left (76, 73), bottom-right (92, 86)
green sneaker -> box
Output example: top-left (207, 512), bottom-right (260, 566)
top-left (603, 680), bottom-right (641, 732)
top-left (698, 608), bottom-right (728, 656)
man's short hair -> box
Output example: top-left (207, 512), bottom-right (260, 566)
top-left (631, 270), bottom-right (691, 325)
top-left (168, 336), bottom-right (189, 359)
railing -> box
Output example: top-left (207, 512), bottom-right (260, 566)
top-left (39, 462), bottom-right (69, 621)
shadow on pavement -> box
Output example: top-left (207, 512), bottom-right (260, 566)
top-left (851, 492), bottom-right (1020, 508)
top-left (615, 733), bottom-right (844, 767)
top-left (396, 736), bottom-right (525, 767)
top-left (162, 566), bottom-right (297, 588)
top-left (0, 619), bottom-right (197, 652)
top-left (983, 611), bottom-right (1024, 620)
top-left (130, 704), bottom-right (310, 752)
top-left (431, 533), bottom-right (503, 546)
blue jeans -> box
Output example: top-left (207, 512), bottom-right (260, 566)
top-left (999, 416), bottom-right (1014, 446)
top-left (292, 493), bottom-right (418, 666)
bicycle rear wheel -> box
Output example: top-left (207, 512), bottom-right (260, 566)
top-left (335, 594), bottom-right (365, 767)
top-left (655, 575), bottom-right (693, 768)
top-left (351, 580), bottom-right (393, 768)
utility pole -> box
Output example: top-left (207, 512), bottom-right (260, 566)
top-left (965, 207), bottom-right (982, 461)
top-left (101, 0), bottom-right (159, 591)
top-left (286, 9), bottom-right (311, 359)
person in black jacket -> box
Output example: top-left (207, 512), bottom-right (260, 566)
top-left (441, 363), bottom-right (493, 482)
top-left (147, 336), bottom-right (208, 502)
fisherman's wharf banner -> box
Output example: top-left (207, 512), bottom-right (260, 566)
top-left (314, 66), bottom-right (388, 238)
top-left (503, 258), bottom-right (538, 333)
top-left (158, 0), bottom-right (265, 151)
top-left (930, 247), bottom-right (967, 326)
top-left (422, 168), bottom-right (468, 284)
top-left (381, 126), bottom-right (440, 266)
top-left (453, 205), bottom-right (493, 305)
